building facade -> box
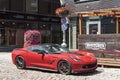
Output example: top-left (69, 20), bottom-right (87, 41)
top-left (65, 0), bottom-right (120, 49)
top-left (0, 0), bottom-right (62, 48)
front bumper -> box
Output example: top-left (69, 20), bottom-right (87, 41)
top-left (71, 61), bottom-right (97, 73)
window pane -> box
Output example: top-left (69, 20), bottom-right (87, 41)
top-left (0, 0), bottom-right (9, 10)
top-left (11, 0), bottom-right (25, 12)
top-left (101, 17), bottom-right (116, 34)
top-left (26, 0), bottom-right (38, 13)
top-left (38, 0), bottom-right (60, 15)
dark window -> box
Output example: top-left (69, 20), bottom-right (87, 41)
top-left (0, 0), bottom-right (9, 10)
top-left (26, 0), bottom-right (38, 13)
top-left (38, 0), bottom-right (60, 15)
top-left (0, 27), bottom-right (5, 46)
top-left (119, 19), bottom-right (120, 33)
top-left (10, 0), bottom-right (26, 12)
top-left (101, 17), bottom-right (116, 34)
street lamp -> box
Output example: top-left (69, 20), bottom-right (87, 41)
top-left (59, 0), bottom-right (68, 47)
top-left (55, 0), bottom-right (70, 47)
top-left (61, 18), bottom-right (68, 47)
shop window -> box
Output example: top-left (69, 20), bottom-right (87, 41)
top-left (101, 17), bottom-right (116, 34)
top-left (0, 27), bottom-right (5, 46)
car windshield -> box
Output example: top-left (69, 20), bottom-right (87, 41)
top-left (42, 44), bottom-right (70, 54)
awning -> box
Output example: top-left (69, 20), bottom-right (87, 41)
top-left (76, 8), bottom-right (120, 35)
top-left (76, 8), bottom-right (120, 17)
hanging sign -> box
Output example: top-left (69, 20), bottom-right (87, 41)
top-left (61, 23), bottom-right (68, 31)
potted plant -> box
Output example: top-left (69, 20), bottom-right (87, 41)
top-left (55, 7), bottom-right (71, 17)
top-left (24, 30), bottom-right (41, 47)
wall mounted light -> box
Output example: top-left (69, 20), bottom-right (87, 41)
top-left (2, 21), bottom-right (4, 24)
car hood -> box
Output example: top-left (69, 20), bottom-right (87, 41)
top-left (59, 51), bottom-right (96, 62)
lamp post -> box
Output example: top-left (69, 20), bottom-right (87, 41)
top-left (60, 0), bottom-right (67, 47)
top-left (55, 0), bottom-right (70, 47)
top-left (61, 18), bottom-right (68, 47)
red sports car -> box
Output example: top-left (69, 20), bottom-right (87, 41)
top-left (11, 44), bottom-right (97, 75)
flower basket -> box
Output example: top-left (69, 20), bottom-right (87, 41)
top-left (24, 30), bottom-right (41, 47)
top-left (55, 7), bottom-right (70, 17)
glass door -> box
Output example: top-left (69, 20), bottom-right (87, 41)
top-left (86, 21), bottom-right (101, 34)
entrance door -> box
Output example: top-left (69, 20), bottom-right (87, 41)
top-left (0, 28), bottom-right (5, 46)
top-left (86, 21), bottom-right (101, 34)
top-left (9, 29), bottom-right (16, 45)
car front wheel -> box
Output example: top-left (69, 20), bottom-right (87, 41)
top-left (58, 60), bottom-right (72, 75)
top-left (15, 56), bottom-right (26, 69)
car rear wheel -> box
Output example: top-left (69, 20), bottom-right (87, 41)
top-left (15, 56), bottom-right (26, 69)
top-left (58, 60), bottom-right (72, 75)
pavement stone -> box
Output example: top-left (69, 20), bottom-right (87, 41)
top-left (0, 52), bottom-right (120, 80)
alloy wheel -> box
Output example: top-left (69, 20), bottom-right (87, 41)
top-left (58, 60), bottom-right (71, 75)
top-left (15, 56), bottom-right (26, 69)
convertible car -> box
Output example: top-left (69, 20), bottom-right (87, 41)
top-left (11, 44), bottom-right (97, 75)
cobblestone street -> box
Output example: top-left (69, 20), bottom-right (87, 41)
top-left (0, 52), bottom-right (120, 80)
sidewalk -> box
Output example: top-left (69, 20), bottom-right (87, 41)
top-left (0, 45), bottom-right (22, 52)
top-left (0, 51), bottom-right (12, 54)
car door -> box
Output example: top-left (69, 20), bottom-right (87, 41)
top-left (40, 54), bottom-right (57, 69)
top-left (26, 46), bottom-right (43, 67)
top-left (39, 45), bottom-right (59, 69)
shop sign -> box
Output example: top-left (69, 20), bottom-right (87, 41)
top-left (13, 15), bottom-right (24, 19)
top-left (85, 42), bottom-right (106, 50)
top-left (27, 16), bottom-right (37, 20)
top-left (0, 11), bottom-right (60, 23)
top-left (40, 18), bottom-right (50, 21)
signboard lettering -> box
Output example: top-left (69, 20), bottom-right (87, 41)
top-left (85, 42), bottom-right (106, 50)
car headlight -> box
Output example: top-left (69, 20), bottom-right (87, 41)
top-left (69, 56), bottom-right (82, 62)
top-left (87, 52), bottom-right (95, 57)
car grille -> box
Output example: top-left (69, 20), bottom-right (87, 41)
top-left (82, 61), bottom-right (97, 69)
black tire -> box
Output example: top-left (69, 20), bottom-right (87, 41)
top-left (15, 56), bottom-right (26, 69)
top-left (58, 60), bottom-right (72, 75)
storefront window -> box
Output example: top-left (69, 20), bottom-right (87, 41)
top-left (0, 26), bottom-right (5, 46)
top-left (51, 24), bottom-right (62, 44)
top-left (101, 17), bottom-right (116, 34)
top-left (39, 23), bottom-right (52, 43)
top-left (38, 23), bottom-right (61, 44)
